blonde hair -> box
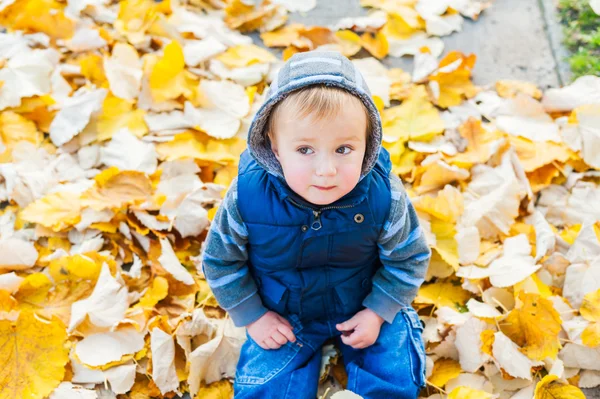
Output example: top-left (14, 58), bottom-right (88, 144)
top-left (266, 85), bottom-right (373, 144)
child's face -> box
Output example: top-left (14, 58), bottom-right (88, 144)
top-left (270, 100), bottom-right (367, 206)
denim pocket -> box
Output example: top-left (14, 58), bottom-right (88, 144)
top-left (236, 330), bottom-right (303, 385)
top-left (402, 308), bottom-right (426, 389)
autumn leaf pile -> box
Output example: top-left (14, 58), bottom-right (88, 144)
top-left (0, 0), bottom-right (599, 398)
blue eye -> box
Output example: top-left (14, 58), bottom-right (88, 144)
top-left (336, 146), bottom-right (352, 155)
top-left (297, 147), bottom-right (314, 155)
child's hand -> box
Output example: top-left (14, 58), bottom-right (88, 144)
top-left (336, 308), bottom-right (385, 349)
top-left (247, 310), bottom-right (296, 350)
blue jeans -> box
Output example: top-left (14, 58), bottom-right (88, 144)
top-left (234, 307), bottom-right (426, 398)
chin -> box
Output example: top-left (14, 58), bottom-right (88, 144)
top-left (303, 191), bottom-right (343, 206)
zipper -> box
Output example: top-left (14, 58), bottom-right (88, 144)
top-left (287, 198), bottom-right (356, 231)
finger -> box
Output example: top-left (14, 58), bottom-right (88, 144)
top-left (270, 330), bottom-right (288, 346)
top-left (277, 315), bottom-right (293, 330)
top-left (264, 337), bottom-right (280, 350)
top-left (277, 324), bottom-right (296, 342)
top-left (336, 317), bottom-right (359, 332)
top-left (341, 332), bottom-right (363, 347)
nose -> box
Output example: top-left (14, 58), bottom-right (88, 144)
top-left (316, 155), bottom-right (336, 177)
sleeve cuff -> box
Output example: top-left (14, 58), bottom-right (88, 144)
top-left (226, 292), bottom-right (269, 327)
top-left (362, 286), bottom-right (408, 324)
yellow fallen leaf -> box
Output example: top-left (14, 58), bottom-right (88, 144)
top-left (360, 31), bottom-right (389, 59)
top-left (0, 310), bottom-right (69, 399)
top-left (155, 131), bottom-right (242, 165)
top-left (16, 273), bottom-right (87, 327)
top-left (81, 170), bottom-right (153, 211)
top-left (413, 185), bottom-right (464, 223)
top-left (361, 0), bottom-right (422, 29)
top-left (526, 164), bottom-right (563, 193)
top-left (429, 51), bottom-right (478, 108)
top-left (534, 374), bottom-right (585, 399)
top-left (448, 386), bottom-right (493, 399)
top-left (214, 164), bottom-right (239, 187)
top-left (389, 68), bottom-right (414, 101)
top-left (382, 12), bottom-right (417, 38)
top-left (297, 26), bottom-right (337, 50)
top-left (196, 379), bottom-right (234, 398)
top-left (582, 322), bottom-right (600, 348)
top-left (136, 276), bottom-right (169, 309)
top-left (0, 111), bottom-right (42, 147)
top-left (513, 274), bottom-right (554, 300)
top-left (0, 111), bottom-right (43, 162)
top-left (78, 53), bottom-right (108, 88)
top-left (96, 94), bottom-right (148, 141)
top-left (446, 118), bottom-right (501, 169)
top-left (499, 293), bottom-right (562, 361)
top-left (431, 219), bottom-right (460, 270)
top-left (480, 329), bottom-right (495, 356)
top-left (382, 85), bottom-right (444, 142)
top-left (334, 30), bottom-right (362, 57)
top-left (509, 136), bottom-right (573, 173)
top-left (260, 23), bottom-right (311, 48)
top-left (114, 0), bottom-right (158, 44)
top-left (580, 288), bottom-right (600, 347)
top-left (196, 279), bottom-right (220, 308)
top-left (216, 44), bottom-right (277, 68)
top-left (149, 41), bottom-right (197, 102)
top-left (16, 254), bottom-right (112, 325)
top-left (282, 45), bottom-right (302, 60)
top-left (383, 140), bottom-right (420, 175)
top-left (429, 358), bottom-right (462, 388)
top-left (20, 191), bottom-right (82, 231)
top-left (415, 159), bottom-right (470, 194)
top-left (224, 0), bottom-right (277, 32)
top-left (415, 280), bottom-right (471, 309)
top-left (48, 253), bottom-right (108, 283)
top-left (1, 0), bottom-right (76, 40)
top-left (559, 224), bottom-right (581, 245)
top-left (10, 96), bottom-right (57, 134)
top-left (496, 80), bottom-right (542, 100)
top-left (0, 290), bottom-right (18, 321)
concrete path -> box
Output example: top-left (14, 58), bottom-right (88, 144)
top-left (271, 0), bottom-right (573, 89)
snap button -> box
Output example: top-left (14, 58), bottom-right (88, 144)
top-left (354, 213), bottom-right (364, 223)
top-left (361, 278), bottom-right (370, 288)
top-left (301, 225), bottom-right (309, 232)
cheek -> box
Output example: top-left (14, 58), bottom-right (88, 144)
top-left (280, 158), bottom-right (312, 186)
top-left (338, 164), bottom-right (362, 184)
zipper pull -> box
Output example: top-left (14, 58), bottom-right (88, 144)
top-left (311, 210), bottom-right (322, 230)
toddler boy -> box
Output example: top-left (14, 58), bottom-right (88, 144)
top-left (202, 50), bottom-right (431, 398)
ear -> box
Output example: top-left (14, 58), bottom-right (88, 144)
top-left (269, 134), bottom-right (280, 160)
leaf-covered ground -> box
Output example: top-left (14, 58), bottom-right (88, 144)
top-left (0, 1), bottom-right (599, 399)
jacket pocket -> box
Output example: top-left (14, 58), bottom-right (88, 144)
top-left (333, 273), bottom-right (372, 315)
top-left (257, 275), bottom-right (289, 315)
top-left (402, 307), bottom-right (426, 389)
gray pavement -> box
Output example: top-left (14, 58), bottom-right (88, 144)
top-left (255, 0), bottom-right (573, 89)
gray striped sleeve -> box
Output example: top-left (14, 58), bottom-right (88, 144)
top-left (201, 177), bottom-right (268, 327)
top-left (362, 173), bottom-right (432, 323)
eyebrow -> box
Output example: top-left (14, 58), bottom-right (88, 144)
top-left (291, 136), bottom-right (362, 142)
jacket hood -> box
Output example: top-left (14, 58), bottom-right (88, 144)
top-left (246, 50), bottom-right (383, 181)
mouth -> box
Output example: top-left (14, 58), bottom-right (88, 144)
top-left (314, 186), bottom-right (336, 191)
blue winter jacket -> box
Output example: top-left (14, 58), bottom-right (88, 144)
top-left (201, 51), bottom-right (431, 327)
